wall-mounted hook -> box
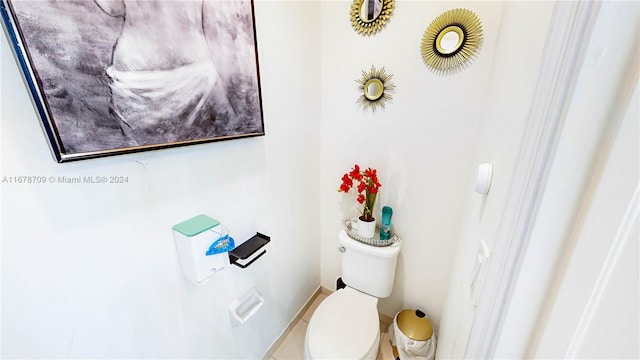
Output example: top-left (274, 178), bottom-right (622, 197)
top-left (474, 163), bottom-right (493, 195)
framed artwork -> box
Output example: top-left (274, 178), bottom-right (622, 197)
top-left (1, 0), bottom-right (264, 163)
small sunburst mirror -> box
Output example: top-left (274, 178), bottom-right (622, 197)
top-left (356, 66), bottom-right (395, 112)
top-left (350, 0), bottom-right (394, 36)
top-left (364, 79), bottom-right (384, 101)
top-left (421, 8), bottom-right (483, 74)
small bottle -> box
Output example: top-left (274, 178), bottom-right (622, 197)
top-left (380, 206), bottom-right (393, 240)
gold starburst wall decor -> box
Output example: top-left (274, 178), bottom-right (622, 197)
top-left (421, 8), bottom-right (483, 74)
top-left (356, 66), bottom-right (395, 112)
top-left (350, 0), bottom-right (395, 36)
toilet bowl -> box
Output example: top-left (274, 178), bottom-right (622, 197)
top-left (304, 287), bottom-right (380, 360)
top-left (304, 230), bottom-right (401, 359)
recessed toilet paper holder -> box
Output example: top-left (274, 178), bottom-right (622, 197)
top-left (229, 287), bottom-right (265, 326)
top-left (228, 232), bottom-right (271, 268)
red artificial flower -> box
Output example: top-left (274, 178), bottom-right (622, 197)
top-left (338, 164), bottom-right (383, 222)
top-left (349, 164), bottom-right (362, 181)
top-left (341, 174), bottom-right (353, 188)
top-left (364, 167), bottom-right (376, 179)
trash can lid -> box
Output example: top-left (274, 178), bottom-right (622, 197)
top-left (397, 309), bottom-right (433, 341)
top-left (173, 215), bottom-right (220, 237)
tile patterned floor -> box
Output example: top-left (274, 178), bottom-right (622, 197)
top-left (271, 293), bottom-right (396, 360)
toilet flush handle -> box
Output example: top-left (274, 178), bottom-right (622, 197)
top-left (338, 246), bottom-right (346, 253)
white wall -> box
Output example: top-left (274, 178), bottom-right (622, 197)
top-left (317, 1), bottom-right (558, 341)
top-left (434, 1), bottom-right (556, 358)
top-left (0, 1), bottom-right (321, 358)
top-left (319, 0), bottom-right (506, 327)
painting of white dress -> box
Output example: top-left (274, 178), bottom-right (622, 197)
top-left (1, 0), bottom-right (264, 162)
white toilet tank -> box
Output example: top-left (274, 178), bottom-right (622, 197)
top-left (339, 230), bottom-right (401, 298)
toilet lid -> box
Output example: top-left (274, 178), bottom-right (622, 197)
top-left (307, 288), bottom-right (379, 359)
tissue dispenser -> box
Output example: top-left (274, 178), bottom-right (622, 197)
top-left (173, 214), bottom-right (232, 285)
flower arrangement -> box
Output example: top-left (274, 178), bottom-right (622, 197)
top-left (338, 164), bottom-right (382, 222)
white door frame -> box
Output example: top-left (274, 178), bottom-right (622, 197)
top-left (464, 1), bottom-right (602, 358)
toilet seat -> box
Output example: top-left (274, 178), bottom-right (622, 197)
top-left (305, 287), bottom-right (380, 360)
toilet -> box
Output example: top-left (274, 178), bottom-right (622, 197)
top-left (304, 230), bottom-right (401, 360)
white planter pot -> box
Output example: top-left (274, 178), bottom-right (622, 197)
top-left (357, 217), bottom-right (376, 239)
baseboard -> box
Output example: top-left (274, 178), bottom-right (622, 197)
top-left (262, 285), bottom-right (326, 360)
top-left (379, 312), bottom-right (394, 327)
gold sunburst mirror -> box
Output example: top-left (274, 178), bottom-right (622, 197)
top-left (421, 8), bottom-right (483, 74)
top-left (350, 0), bottom-right (394, 36)
top-left (356, 66), bottom-right (395, 112)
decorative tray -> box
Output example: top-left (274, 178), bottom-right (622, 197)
top-left (342, 219), bottom-right (400, 247)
